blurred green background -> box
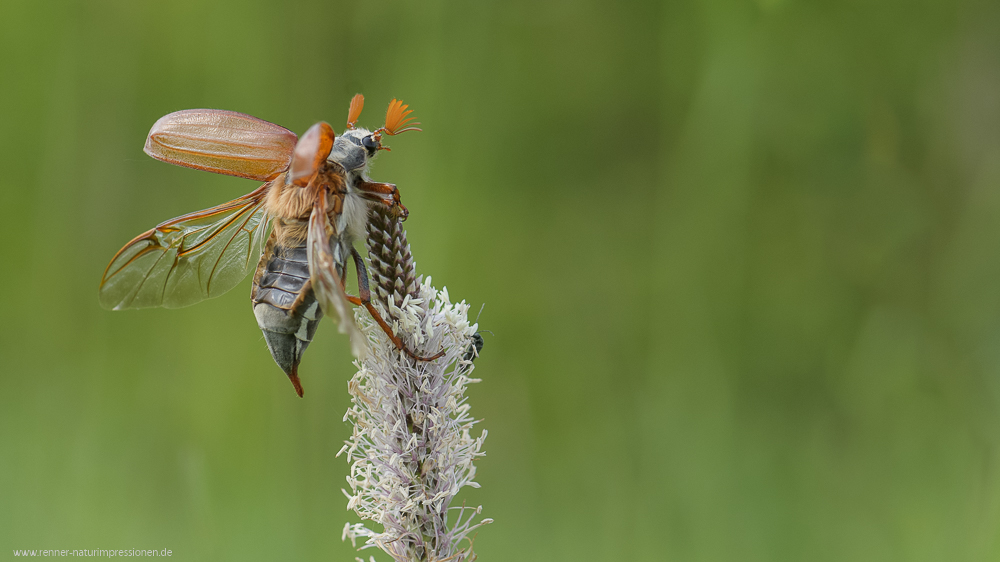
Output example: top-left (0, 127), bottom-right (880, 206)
top-left (2, 0), bottom-right (1000, 560)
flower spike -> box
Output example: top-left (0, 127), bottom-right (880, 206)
top-left (346, 94), bottom-right (364, 129)
top-left (382, 98), bottom-right (422, 135)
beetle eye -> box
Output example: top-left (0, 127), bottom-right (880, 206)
top-left (362, 135), bottom-right (377, 150)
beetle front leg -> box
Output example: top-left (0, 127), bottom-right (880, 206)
top-left (355, 180), bottom-right (408, 220)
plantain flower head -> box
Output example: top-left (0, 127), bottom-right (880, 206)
top-left (338, 206), bottom-right (490, 562)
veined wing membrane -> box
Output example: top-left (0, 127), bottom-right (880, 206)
top-left (307, 191), bottom-right (367, 358)
top-left (100, 184), bottom-right (271, 310)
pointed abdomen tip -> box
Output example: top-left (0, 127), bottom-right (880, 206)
top-left (288, 372), bottom-right (304, 398)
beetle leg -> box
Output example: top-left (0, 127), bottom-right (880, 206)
top-left (356, 180), bottom-right (408, 220)
top-left (348, 247), bottom-right (445, 361)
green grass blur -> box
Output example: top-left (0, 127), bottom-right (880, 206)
top-left (2, 0), bottom-right (1000, 560)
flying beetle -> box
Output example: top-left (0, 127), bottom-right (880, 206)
top-left (99, 95), bottom-right (440, 397)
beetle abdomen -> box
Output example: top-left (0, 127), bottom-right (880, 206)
top-left (251, 233), bottom-right (323, 395)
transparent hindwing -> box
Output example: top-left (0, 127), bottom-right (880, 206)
top-left (99, 184), bottom-right (271, 310)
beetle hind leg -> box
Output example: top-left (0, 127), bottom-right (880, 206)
top-left (348, 247), bottom-right (445, 361)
